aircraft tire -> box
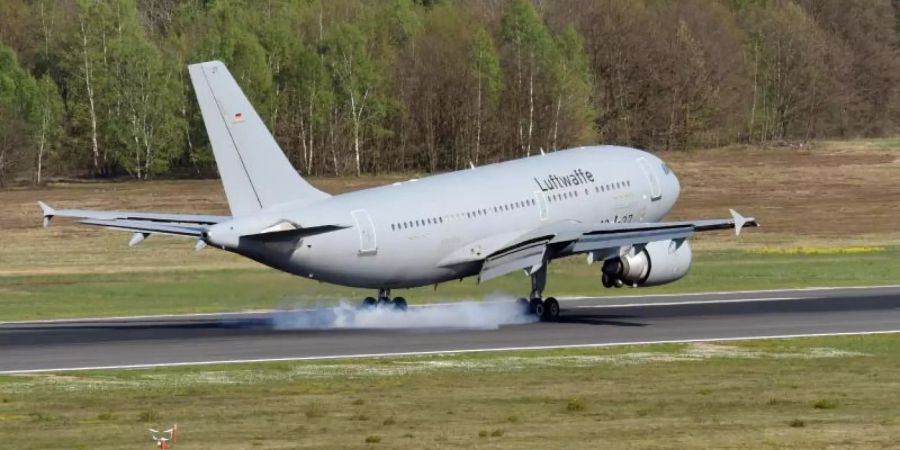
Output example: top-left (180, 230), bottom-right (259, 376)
top-left (529, 298), bottom-right (545, 317)
top-left (392, 297), bottom-right (408, 311)
top-left (543, 297), bottom-right (560, 321)
top-left (361, 297), bottom-right (378, 309)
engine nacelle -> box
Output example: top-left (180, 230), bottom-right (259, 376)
top-left (601, 239), bottom-right (692, 288)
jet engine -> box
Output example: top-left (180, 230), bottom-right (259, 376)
top-left (601, 239), bottom-right (692, 288)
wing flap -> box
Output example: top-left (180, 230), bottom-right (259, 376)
top-left (479, 240), bottom-right (548, 283)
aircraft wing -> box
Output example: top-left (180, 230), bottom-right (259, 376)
top-left (38, 201), bottom-right (229, 228)
top-left (478, 209), bottom-right (758, 282)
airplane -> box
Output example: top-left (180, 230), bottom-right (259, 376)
top-left (38, 60), bottom-right (758, 321)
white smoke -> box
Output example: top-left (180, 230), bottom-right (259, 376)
top-left (271, 295), bottom-right (537, 331)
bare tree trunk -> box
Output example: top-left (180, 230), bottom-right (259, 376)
top-left (748, 42), bottom-right (758, 143)
top-left (526, 64), bottom-right (534, 157)
top-left (329, 109), bottom-right (339, 176)
top-left (552, 95), bottom-right (561, 151)
top-left (80, 19), bottom-right (100, 175)
top-left (349, 88), bottom-right (369, 177)
top-left (35, 112), bottom-right (47, 184)
top-left (40, 1), bottom-right (50, 59)
top-left (474, 77), bottom-right (482, 165)
top-left (307, 95), bottom-right (315, 174)
top-left (350, 92), bottom-right (361, 177)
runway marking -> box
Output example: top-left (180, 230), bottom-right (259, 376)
top-left (562, 284), bottom-right (900, 301)
top-left (3, 285), bottom-right (898, 326)
top-left (572, 296), bottom-right (811, 308)
top-left (2, 329), bottom-right (897, 375)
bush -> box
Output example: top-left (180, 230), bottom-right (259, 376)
top-left (789, 419), bottom-right (806, 428)
top-left (137, 410), bottom-right (159, 423)
top-left (566, 398), bottom-right (586, 412)
top-left (365, 435), bottom-right (381, 444)
top-left (813, 399), bottom-right (837, 410)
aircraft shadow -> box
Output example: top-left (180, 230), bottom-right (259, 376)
top-left (553, 313), bottom-right (647, 327)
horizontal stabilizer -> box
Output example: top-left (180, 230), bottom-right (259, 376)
top-left (38, 201), bottom-right (229, 226)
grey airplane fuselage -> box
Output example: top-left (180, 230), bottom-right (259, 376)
top-left (206, 146), bottom-right (680, 289)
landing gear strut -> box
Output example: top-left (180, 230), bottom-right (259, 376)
top-left (520, 262), bottom-right (560, 321)
top-left (361, 289), bottom-right (407, 311)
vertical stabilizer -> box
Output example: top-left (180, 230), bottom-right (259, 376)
top-left (188, 60), bottom-right (328, 216)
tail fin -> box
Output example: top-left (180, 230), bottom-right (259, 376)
top-left (188, 60), bottom-right (328, 216)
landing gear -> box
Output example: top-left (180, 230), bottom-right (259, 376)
top-left (524, 263), bottom-right (561, 321)
top-left (529, 298), bottom-right (545, 317)
top-left (543, 297), bottom-right (560, 319)
top-left (360, 289), bottom-right (407, 311)
top-left (525, 297), bottom-right (559, 320)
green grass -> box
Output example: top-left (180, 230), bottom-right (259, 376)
top-left (1, 247), bottom-right (898, 321)
top-left (0, 334), bottom-right (898, 449)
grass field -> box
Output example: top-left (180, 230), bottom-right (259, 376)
top-left (0, 138), bottom-right (898, 320)
top-left (0, 141), bottom-right (898, 448)
top-left (1, 247), bottom-right (898, 321)
top-left (1, 334), bottom-right (898, 449)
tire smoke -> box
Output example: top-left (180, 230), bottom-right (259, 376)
top-left (271, 295), bottom-right (538, 331)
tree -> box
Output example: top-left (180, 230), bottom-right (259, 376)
top-left (500, 0), bottom-right (554, 157)
top-left (743, 2), bottom-right (838, 141)
top-left (547, 24), bottom-right (595, 150)
top-left (33, 75), bottom-right (64, 184)
top-left (327, 23), bottom-right (388, 176)
top-left (0, 44), bottom-right (38, 185)
top-left (468, 27), bottom-right (502, 165)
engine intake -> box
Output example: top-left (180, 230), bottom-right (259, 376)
top-left (601, 239), bottom-right (692, 288)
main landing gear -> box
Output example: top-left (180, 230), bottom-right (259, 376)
top-left (361, 289), bottom-right (408, 311)
top-left (518, 262), bottom-right (560, 321)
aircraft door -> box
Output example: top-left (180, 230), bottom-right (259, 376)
top-left (534, 191), bottom-right (549, 221)
top-left (637, 157), bottom-right (662, 202)
top-left (351, 209), bottom-right (377, 255)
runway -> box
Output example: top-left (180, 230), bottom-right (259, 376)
top-left (2, 286), bottom-right (899, 374)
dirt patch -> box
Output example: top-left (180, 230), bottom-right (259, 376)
top-left (663, 140), bottom-right (900, 236)
top-left (0, 139), bottom-right (897, 261)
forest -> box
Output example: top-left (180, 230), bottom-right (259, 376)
top-left (0, 0), bottom-right (898, 184)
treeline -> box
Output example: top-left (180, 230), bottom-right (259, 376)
top-left (0, 0), bottom-right (899, 184)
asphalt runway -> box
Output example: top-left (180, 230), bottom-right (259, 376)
top-left (2, 286), bottom-right (899, 374)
